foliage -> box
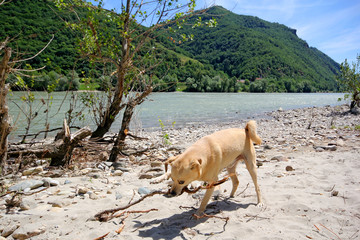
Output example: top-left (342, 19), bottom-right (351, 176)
top-left (7, 70), bottom-right (80, 91)
top-left (337, 54), bottom-right (360, 111)
top-left (158, 118), bottom-right (176, 145)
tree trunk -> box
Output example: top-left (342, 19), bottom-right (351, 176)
top-left (90, 0), bottom-right (131, 139)
top-left (108, 86), bottom-right (153, 162)
top-left (108, 103), bottom-right (134, 162)
top-left (0, 47), bottom-right (11, 175)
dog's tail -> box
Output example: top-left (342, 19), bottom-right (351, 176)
top-left (245, 120), bottom-right (261, 145)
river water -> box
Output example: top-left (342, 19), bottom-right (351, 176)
top-left (7, 91), bottom-right (347, 141)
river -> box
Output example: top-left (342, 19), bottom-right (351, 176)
top-left (7, 91), bottom-right (347, 141)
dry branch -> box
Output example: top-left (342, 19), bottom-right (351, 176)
top-left (95, 190), bottom-right (168, 222)
top-left (93, 232), bottom-right (109, 240)
top-left (7, 119), bottom-right (91, 166)
top-left (94, 174), bottom-right (234, 222)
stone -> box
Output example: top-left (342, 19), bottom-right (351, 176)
top-left (12, 225), bottom-right (46, 240)
top-left (8, 180), bottom-right (44, 192)
top-left (64, 179), bottom-right (72, 185)
top-left (118, 167), bottom-right (131, 172)
top-left (139, 174), bottom-right (153, 179)
top-left (129, 155), bottom-right (136, 162)
top-left (1, 224), bottom-right (20, 237)
top-left (271, 155), bottom-right (288, 161)
top-left (146, 167), bottom-right (163, 173)
top-left (150, 161), bottom-right (163, 167)
top-left (19, 202), bottom-right (31, 211)
top-left (22, 166), bottom-right (43, 176)
top-left (78, 187), bottom-right (89, 195)
top-left (331, 190), bottom-right (339, 196)
top-left (256, 162), bottom-right (263, 167)
top-left (263, 144), bottom-right (272, 150)
top-left (89, 192), bottom-right (99, 200)
top-left (315, 147), bottom-right (324, 152)
top-left (276, 138), bottom-right (286, 144)
top-left (42, 178), bottom-right (60, 187)
top-left (112, 161), bottom-right (127, 170)
top-left (285, 166), bottom-right (294, 171)
top-left (48, 170), bottom-right (65, 178)
top-left (113, 170), bottom-right (123, 176)
top-left (336, 139), bottom-right (345, 147)
top-left (99, 151), bottom-right (109, 161)
top-left (88, 173), bottom-right (101, 179)
top-left (115, 192), bottom-right (122, 200)
top-left (48, 199), bottom-right (71, 208)
top-left (138, 187), bottom-right (151, 195)
top-left (324, 145), bottom-right (337, 151)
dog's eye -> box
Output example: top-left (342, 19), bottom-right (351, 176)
top-left (178, 180), bottom-right (185, 185)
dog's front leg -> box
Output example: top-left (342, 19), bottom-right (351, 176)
top-left (150, 172), bottom-right (171, 184)
top-left (196, 187), bottom-right (215, 216)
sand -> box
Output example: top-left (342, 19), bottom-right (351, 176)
top-left (1, 104), bottom-right (359, 240)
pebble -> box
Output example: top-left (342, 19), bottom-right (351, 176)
top-left (138, 187), bottom-right (151, 195)
top-left (22, 166), bottom-right (43, 176)
top-left (78, 187), bottom-right (89, 195)
top-left (12, 225), bottom-right (46, 240)
top-left (271, 155), bottom-right (288, 161)
top-left (112, 170), bottom-right (123, 176)
top-left (115, 192), bottom-right (123, 200)
top-left (64, 179), bottom-right (72, 185)
top-left (42, 178), bottom-right (60, 187)
top-left (19, 202), bottom-right (31, 211)
top-left (1, 224), bottom-right (20, 238)
top-left (139, 174), bottom-right (154, 179)
top-left (331, 190), bottom-right (339, 197)
top-left (150, 161), bottom-right (163, 167)
top-left (48, 199), bottom-right (71, 208)
top-left (8, 180), bottom-right (44, 192)
top-left (99, 151), bottom-right (109, 161)
top-left (285, 166), bottom-right (294, 171)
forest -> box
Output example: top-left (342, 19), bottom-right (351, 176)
top-left (0, 0), bottom-right (340, 93)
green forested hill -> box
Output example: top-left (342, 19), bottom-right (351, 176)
top-left (161, 6), bottom-right (340, 92)
top-left (0, 1), bottom-right (340, 92)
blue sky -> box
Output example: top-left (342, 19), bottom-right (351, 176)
top-left (98, 0), bottom-right (360, 63)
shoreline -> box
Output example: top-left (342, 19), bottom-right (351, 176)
top-left (1, 104), bottom-right (359, 239)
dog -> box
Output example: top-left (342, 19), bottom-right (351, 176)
top-left (162, 120), bottom-right (263, 216)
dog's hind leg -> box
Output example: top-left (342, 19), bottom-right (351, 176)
top-left (244, 153), bottom-right (263, 206)
top-left (227, 161), bottom-right (239, 197)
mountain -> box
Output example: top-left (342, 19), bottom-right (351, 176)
top-left (0, 2), bottom-right (340, 92)
top-left (159, 6), bottom-right (340, 92)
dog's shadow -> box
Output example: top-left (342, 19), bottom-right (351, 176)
top-left (134, 198), bottom-right (254, 240)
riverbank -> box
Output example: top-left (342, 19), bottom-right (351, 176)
top-left (1, 104), bottom-right (359, 239)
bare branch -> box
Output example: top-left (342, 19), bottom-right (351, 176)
top-left (9, 34), bottom-right (54, 64)
top-left (11, 65), bottom-right (46, 72)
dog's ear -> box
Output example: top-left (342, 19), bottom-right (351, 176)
top-left (190, 158), bottom-right (202, 170)
top-left (190, 159), bottom-right (202, 177)
top-left (165, 156), bottom-right (177, 172)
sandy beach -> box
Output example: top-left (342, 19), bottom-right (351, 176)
top-left (1, 104), bottom-right (359, 240)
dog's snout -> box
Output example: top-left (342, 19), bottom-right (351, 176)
top-left (170, 190), bottom-right (177, 196)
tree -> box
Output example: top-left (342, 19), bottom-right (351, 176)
top-left (1, 0), bottom-right (56, 174)
top-left (56, 0), bottom-right (212, 161)
top-left (337, 54), bottom-right (360, 114)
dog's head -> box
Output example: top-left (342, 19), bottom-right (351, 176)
top-left (165, 155), bottom-right (202, 197)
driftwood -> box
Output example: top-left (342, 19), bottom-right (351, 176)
top-left (8, 119), bottom-right (92, 166)
top-left (94, 174), bottom-right (234, 222)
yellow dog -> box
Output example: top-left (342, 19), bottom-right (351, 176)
top-left (165, 120), bottom-right (263, 215)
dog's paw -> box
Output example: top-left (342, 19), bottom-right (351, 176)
top-left (256, 202), bottom-right (265, 208)
top-left (191, 212), bottom-right (204, 220)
